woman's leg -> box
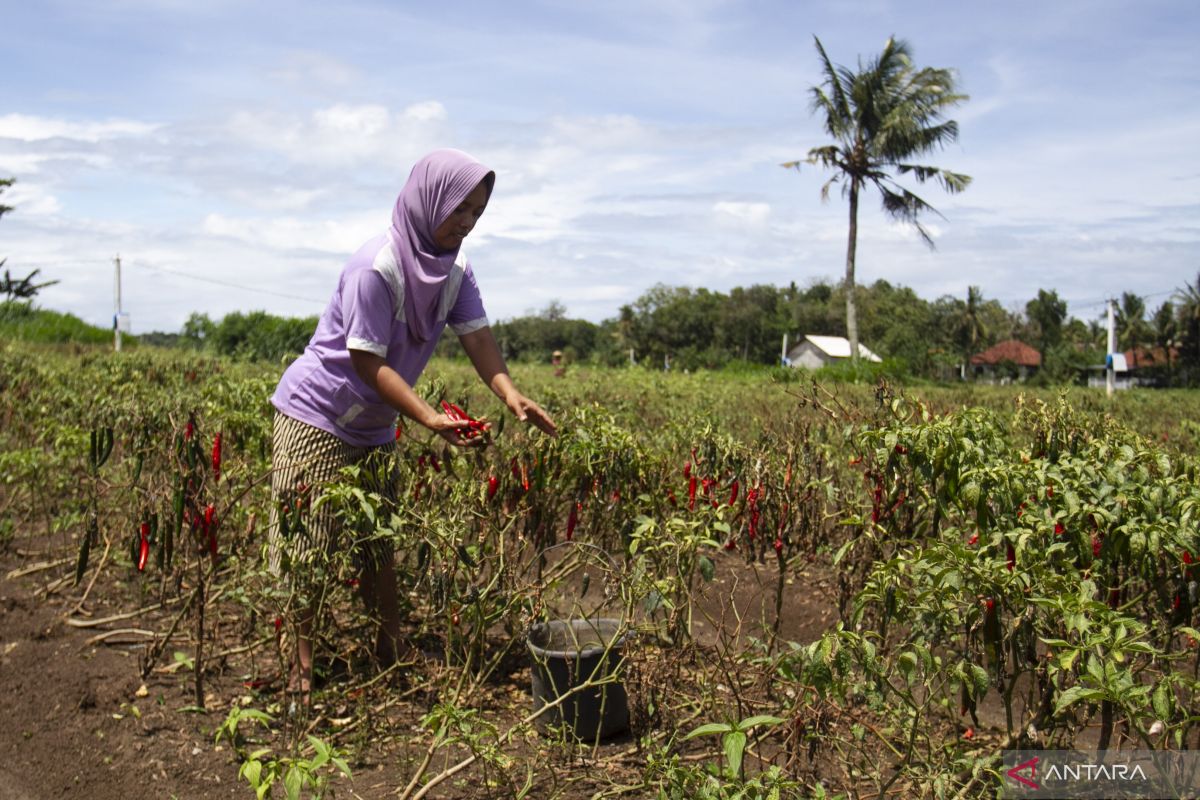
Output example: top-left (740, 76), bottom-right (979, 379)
top-left (268, 412), bottom-right (350, 699)
top-left (355, 445), bottom-right (405, 664)
top-left (358, 556), bottom-right (403, 663)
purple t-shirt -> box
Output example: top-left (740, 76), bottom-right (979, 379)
top-left (271, 232), bottom-right (489, 446)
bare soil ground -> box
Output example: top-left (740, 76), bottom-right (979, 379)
top-left (0, 544), bottom-right (841, 800)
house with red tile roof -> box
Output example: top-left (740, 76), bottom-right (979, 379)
top-left (969, 339), bottom-right (1041, 383)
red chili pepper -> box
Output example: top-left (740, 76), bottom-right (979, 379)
top-left (273, 616), bottom-right (283, 633)
top-left (687, 476), bottom-right (697, 510)
top-left (1108, 587), bottom-right (1120, 608)
top-left (894, 444), bottom-right (907, 455)
top-left (1054, 522), bottom-right (1065, 536)
top-left (963, 727), bottom-right (974, 740)
top-left (395, 424), bottom-right (403, 440)
top-left (683, 461), bottom-right (691, 480)
top-left (137, 522), bottom-right (150, 572)
top-left (345, 577), bottom-right (360, 588)
top-left (723, 539), bottom-right (736, 550)
top-left (1173, 594), bottom-right (1182, 611)
top-left (184, 418), bottom-right (194, 441)
top-left (1046, 484), bottom-right (1054, 499)
top-left (984, 597), bottom-right (995, 612)
top-left (848, 455), bottom-right (861, 466)
top-left (1183, 551), bottom-right (1194, 566)
top-left (204, 504), bottom-right (215, 528)
top-left (1092, 535), bottom-right (1102, 558)
top-left (566, 502), bottom-right (580, 540)
top-left (207, 527), bottom-right (217, 557)
top-left (510, 457), bottom-right (521, 481)
top-left (413, 480), bottom-right (424, 501)
top-left (773, 537), bottom-right (783, 556)
top-left (417, 455), bottom-right (427, 471)
top-left (1006, 542), bottom-right (1015, 572)
top-left (666, 489), bottom-right (677, 507)
top-left (611, 489), bottom-right (620, 504)
top-left (441, 400), bottom-right (486, 439)
top-left (430, 454), bottom-right (440, 473)
top-left (967, 533), bottom-right (979, 546)
top-left (486, 475), bottom-right (498, 501)
top-left (211, 432), bottom-right (222, 482)
top-left (728, 479), bottom-right (739, 507)
top-left (521, 463), bottom-right (530, 493)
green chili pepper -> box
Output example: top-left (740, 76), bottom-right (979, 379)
top-left (74, 521), bottom-right (93, 586)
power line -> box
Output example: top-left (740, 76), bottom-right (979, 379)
top-left (1069, 288), bottom-right (1176, 313)
top-left (128, 261), bottom-right (329, 305)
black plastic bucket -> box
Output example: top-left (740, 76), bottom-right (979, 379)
top-left (527, 618), bottom-right (629, 740)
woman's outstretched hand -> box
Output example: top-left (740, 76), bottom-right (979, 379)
top-left (505, 392), bottom-right (557, 436)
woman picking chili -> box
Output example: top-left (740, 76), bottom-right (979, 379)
top-left (268, 149), bottom-right (556, 698)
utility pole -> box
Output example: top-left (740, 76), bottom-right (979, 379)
top-left (113, 255), bottom-right (123, 352)
top-left (781, 333), bottom-right (789, 366)
top-left (1106, 298), bottom-right (1115, 398)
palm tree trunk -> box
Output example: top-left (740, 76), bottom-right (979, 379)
top-left (845, 179), bottom-right (860, 362)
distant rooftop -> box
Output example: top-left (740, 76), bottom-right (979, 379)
top-left (970, 339), bottom-right (1041, 368)
top-left (802, 335), bottom-right (883, 363)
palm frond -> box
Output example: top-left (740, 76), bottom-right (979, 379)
top-left (809, 86), bottom-right (851, 141)
top-left (894, 164), bottom-right (971, 193)
top-left (812, 36), bottom-right (853, 134)
top-left (806, 145), bottom-right (844, 169)
top-left (819, 175), bottom-right (841, 203)
top-left (876, 180), bottom-right (941, 247)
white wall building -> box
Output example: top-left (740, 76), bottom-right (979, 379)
top-left (785, 335), bottom-right (882, 369)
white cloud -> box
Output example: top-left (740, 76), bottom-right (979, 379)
top-left (713, 201), bottom-right (770, 226)
top-left (0, 113), bottom-right (159, 142)
top-left (201, 211), bottom-right (383, 255)
top-left (225, 101), bottom-right (449, 168)
top-left (267, 50), bottom-right (360, 89)
top-left (1, 181), bottom-right (61, 216)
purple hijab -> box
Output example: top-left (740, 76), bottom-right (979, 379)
top-left (391, 149), bottom-right (494, 342)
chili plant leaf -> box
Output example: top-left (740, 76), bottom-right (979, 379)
top-left (1055, 685), bottom-right (1104, 715)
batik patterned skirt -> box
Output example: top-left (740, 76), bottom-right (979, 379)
top-left (267, 411), bottom-right (399, 575)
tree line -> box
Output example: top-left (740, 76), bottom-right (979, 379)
top-left (155, 276), bottom-right (1200, 386)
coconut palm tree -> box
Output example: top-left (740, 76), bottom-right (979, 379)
top-left (1174, 272), bottom-right (1200, 382)
top-left (1115, 292), bottom-right (1150, 354)
top-left (954, 285), bottom-right (988, 379)
top-left (785, 37), bottom-right (971, 361)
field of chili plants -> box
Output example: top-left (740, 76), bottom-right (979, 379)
top-left (1, 341), bottom-right (1198, 799)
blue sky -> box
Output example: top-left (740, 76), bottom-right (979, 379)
top-left (2, 0), bottom-right (1198, 335)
